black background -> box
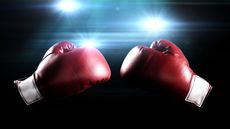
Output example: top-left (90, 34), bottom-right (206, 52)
top-left (1, 0), bottom-right (230, 122)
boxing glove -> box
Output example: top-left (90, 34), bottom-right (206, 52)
top-left (14, 41), bottom-right (111, 105)
top-left (120, 39), bottom-right (212, 107)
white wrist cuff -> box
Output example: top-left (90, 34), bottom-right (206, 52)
top-left (185, 75), bottom-right (212, 107)
top-left (14, 75), bottom-right (43, 105)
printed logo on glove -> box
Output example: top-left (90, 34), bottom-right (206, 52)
top-left (14, 41), bottom-right (111, 105)
top-left (120, 39), bottom-right (212, 107)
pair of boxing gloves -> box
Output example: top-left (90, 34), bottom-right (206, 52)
top-left (14, 40), bottom-right (212, 107)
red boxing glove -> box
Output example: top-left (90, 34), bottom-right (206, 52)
top-left (120, 39), bottom-right (212, 107)
top-left (14, 41), bottom-right (111, 105)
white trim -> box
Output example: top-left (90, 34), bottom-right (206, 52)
top-left (185, 75), bottom-right (212, 107)
top-left (15, 75), bottom-right (43, 105)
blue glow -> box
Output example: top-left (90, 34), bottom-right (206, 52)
top-left (29, 1), bottom-right (200, 51)
top-left (56, 0), bottom-right (80, 13)
top-left (80, 39), bottom-right (98, 48)
top-left (143, 17), bottom-right (167, 32)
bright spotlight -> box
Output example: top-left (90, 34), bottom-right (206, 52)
top-left (143, 18), bottom-right (166, 31)
top-left (80, 39), bottom-right (98, 48)
top-left (56, 0), bottom-right (80, 13)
